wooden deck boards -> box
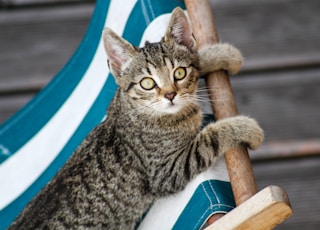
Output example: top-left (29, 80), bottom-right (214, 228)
top-left (0, 0), bottom-right (319, 229)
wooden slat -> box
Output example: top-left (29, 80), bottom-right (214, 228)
top-left (250, 139), bottom-right (320, 161)
top-left (205, 186), bottom-right (292, 230)
top-left (209, 0), bottom-right (320, 66)
top-left (0, 3), bottom-right (94, 124)
top-left (232, 69), bottom-right (320, 142)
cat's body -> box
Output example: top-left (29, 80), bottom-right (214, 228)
top-left (10, 8), bottom-right (263, 230)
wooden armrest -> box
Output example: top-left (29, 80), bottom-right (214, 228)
top-left (205, 186), bottom-right (292, 230)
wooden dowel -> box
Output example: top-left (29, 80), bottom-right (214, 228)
top-left (185, 0), bottom-right (258, 208)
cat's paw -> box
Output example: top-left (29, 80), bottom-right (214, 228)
top-left (198, 43), bottom-right (243, 75)
top-left (215, 116), bottom-right (264, 150)
top-left (220, 44), bottom-right (243, 75)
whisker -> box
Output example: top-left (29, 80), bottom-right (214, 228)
top-left (196, 86), bottom-right (222, 91)
top-left (125, 100), bottom-right (164, 119)
top-left (124, 92), bottom-right (231, 126)
top-left (184, 94), bottom-right (233, 105)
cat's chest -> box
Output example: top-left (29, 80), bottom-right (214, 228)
top-left (119, 121), bottom-right (197, 155)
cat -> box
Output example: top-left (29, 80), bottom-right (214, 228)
top-left (9, 7), bottom-right (263, 230)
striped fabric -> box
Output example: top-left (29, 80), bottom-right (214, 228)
top-left (0, 0), bottom-right (234, 229)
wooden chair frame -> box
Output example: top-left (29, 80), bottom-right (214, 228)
top-left (184, 1), bottom-right (293, 229)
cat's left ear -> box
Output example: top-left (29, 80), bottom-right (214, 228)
top-left (164, 7), bottom-right (196, 51)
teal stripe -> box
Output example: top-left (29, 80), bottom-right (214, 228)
top-left (173, 180), bottom-right (235, 230)
top-left (0, 0), bottom-right (108, 163)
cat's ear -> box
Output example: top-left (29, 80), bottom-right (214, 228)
top-left (103, 28), bottom-right (137, 78)
top-left (164, 7), bottom-right (196, 51)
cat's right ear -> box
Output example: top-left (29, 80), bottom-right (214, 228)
top-left (164, 7), bottom-right (196, 51)
top-left (103, 28), bottom-right (137, 78)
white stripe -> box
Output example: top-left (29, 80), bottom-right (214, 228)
top-left (139, 10), bottom-right (190, 46)
top-left (138, 157), bottom-right (229, 230)
top-left (0, 0), bottom-right (137, 211)
top-left (139, 13), bottom-right (171, 46)
top-left (106, 0), bottom-right (137, 35)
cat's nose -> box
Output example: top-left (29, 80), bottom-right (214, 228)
top-left (164, 92), bottom-right (177, 102)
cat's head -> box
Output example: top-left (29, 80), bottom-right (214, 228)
top-left (103, 7), bottom-right (200, 115)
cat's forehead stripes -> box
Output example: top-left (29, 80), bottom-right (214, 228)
top-left (137, 43), bottom-right (172, 86)
top-left (146, 63), bottom-right (162, 87)
top-left (164, 57), bottom-right (174, 70)
top-left (140, 42), bottom-right (166, 68)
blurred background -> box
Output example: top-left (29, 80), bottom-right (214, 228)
top-left (0, 0), bottom-right (320, 229)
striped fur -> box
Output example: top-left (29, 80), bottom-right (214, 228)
top-left (9, 8), bottom-right (263, 230)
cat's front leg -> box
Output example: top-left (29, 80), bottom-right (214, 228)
top-left (202, 116), bottom-right (264, 154)
top-left (152, 116), bottom-right (263, 195)
top-left (185, 116), bottom-right (263, 178)
top-left (198, 43), bottom-right (243, 75)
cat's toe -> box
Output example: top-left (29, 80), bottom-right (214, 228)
top-left (247, 128), bottom-right (264, 150)
top-left (242, 117), bottom-right (264, 150)
top-left (227, 115), bottom-right (264, 150)
top-left (225, 44), bottom-right (243, 75)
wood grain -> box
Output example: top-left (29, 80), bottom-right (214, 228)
top-left (185, 0), bottom-right (258, 207)
top-left (204, 186), bottom-right (292, 230)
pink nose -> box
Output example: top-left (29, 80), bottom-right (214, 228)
top-left (164, 92), bottom-right (177, 101)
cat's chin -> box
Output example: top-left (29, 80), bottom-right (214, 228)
top-left (155, 102), bottom-right (184, 114)
top-left (163, 106), bottom-right (182, 114)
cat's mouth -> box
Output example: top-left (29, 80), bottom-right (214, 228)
top-left (161, 100), bottom-right (182, 114)
top-left (150, 96), bottom-right (186, 114)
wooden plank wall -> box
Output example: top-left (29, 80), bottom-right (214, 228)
top-left (207, 0), bottom-right (320, 142)
top-left (0, 0), bottom-right (319, 229)
top-left (0, 2), bottom-right (94, 122)
top-left (208, 1), bottom-right (320, 228)
top-left (0, 0), bottom-right (90, 7)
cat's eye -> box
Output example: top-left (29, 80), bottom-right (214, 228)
top-left (174, 67), bottom-right (186, 80)
top-left (140, 77), bottom-right (156, 90)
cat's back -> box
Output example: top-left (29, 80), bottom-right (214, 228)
top-left (9, 103), bottom-right (150, 229)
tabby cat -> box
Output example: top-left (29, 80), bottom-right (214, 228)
top-left (9, 7), bottom-right (263, 230)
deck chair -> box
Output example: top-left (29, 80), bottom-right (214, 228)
top-left (0, 0), bottom-right (292, 229)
